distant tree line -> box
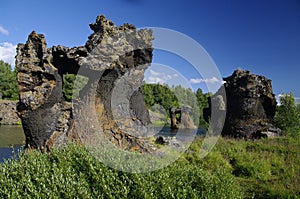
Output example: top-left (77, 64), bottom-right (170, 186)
top-left (142, 82), bottom-right (210, 127)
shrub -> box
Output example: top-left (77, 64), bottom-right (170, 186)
top-left (0, 144), bottom-right (243, 199)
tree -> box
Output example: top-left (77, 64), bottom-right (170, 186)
top-left (196, 88), bottom-right (211, 127)
top-left (0, 60), bottom-right (19, 100)
top-left (62, 73), bottom-right (88, 102)
top-left (274, 93), bottom-right (300, 136)
top-left (142, 83), bottom-right (179, 111)
top-left (142, 83), bottom-right (211, 127)
top-left (62, 73), bottom-right (76, 101)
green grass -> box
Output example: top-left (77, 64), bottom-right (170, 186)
top-left (0, 143), bottom-right (242, 199)
top-left (0, 134), bottom-right (299, 198)
top-left (185, 136), bottom-right (300, 199)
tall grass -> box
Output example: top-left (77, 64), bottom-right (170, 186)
top-left (1, 134), bottom-right (299, 198)
top-left (185, 136), bottom-right (300, 199)
top-left (0, 144), bottom-right (242, 199)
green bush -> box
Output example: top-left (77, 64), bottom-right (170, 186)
top-left (0, 144), bottom-right (243, 199)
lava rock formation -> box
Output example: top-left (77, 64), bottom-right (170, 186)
top-left (204, 69), bottom-right (281, 139)
top-left (16, 15), bottom-right (153, 151)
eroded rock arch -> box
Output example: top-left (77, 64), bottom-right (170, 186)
top-left (16, 15), bottom-right (153, 152)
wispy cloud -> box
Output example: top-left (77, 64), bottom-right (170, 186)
top-left (0, 25), bottom-right (9, 35)
top-left (189, 77), bottom-right (225, 84)
top-left (0, 42), bottom-right (17, 67)
top-left (148, 76), bottom-right (165, 84)
top-left (150, 69), bottom-right (162, 76)
top-left (145, 69), bottom-right (180, 84)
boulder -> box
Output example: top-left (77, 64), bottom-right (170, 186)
top-left (16, 15), bottom-right (153, 151)
top-left (204, 69), bottom-right (281, 139)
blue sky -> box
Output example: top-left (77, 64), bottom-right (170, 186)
top-left (0, 0), bottom-right (299, 98)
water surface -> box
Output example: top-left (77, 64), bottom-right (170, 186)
top-left (0, 125), bottom-right (25, 163)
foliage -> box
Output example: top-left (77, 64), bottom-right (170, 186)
top-left (274, 93), bottom-right (300, 137)
top-left (142, 83), bottom-right (210, 127)
top-left (62, 73), bottom-right (88, 102)
top-left (0, 60), bottom-right (19, 100)
top-left (1, 136), bottom-right (299, 198)
top-left (173, 85), bottom-right (200, 126)
top-left (0, 144), bottom-right (242, 198)
top-left (195, 88), bottom-right (211, 127)
top-left (142, 83), bottom-right (179, 111)
top-left (185, 136), bottom-right (300, 199)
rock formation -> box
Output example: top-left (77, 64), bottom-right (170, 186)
top-left (204, 69), bottom-right (281, 139)
top-left (16, 15), bottom-right (153, 151)
top-left (169, 107), bottom-right (196, 129)
top-left (0, 101), bottom-right (21, 125)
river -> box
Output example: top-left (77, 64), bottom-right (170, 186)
top-left (0, 125), bottom-right (25, 163)
top-left (0, 125), bottom-right (206, 163)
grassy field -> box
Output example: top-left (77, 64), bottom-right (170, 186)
top-left (0, 135), bottom-right (299, 198)
top-left (185, 136), bottom-right (300, 198)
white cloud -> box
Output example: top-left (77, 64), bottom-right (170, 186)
top-left (0, 25), bottom-right (9, 35)
top-left (150, 69), bottom-right (162, 76)
top-left (0, 42), bottom-right (17, 67)
top-left (146, 69), bottom-right (180, 84)
top-left (189, 77), bottom-right (225, 84)
top-left (148, 76), bottom-right (165, 84)
top-left (276, 94), bottom-right (300, 105)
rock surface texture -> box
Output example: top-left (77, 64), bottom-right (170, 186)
top-left (0, 101), bottom-right (21, 125)
top-left (205, 69), bottom-right (281, 139)
top-left (169, 107), bottom-right (196, 129)
top-left (16, 15), bottom-right (153, 151)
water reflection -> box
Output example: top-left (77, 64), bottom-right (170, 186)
top-left (0, 125), bottom-right (25, 163)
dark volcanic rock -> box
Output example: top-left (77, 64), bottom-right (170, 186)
top-left (16, 15), bottom-right (153, 151)
top-left (204, 69), bottom-right (280, 139)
